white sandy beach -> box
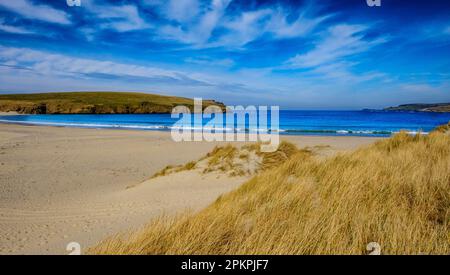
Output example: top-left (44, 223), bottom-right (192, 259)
top-left (0, 112), bottom-right (21, 116)
top-left (0, 123), bottom-right (382, 254)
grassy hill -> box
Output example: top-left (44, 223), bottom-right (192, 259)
top-left (90, 129), bottom-right (450, 255)
top-left (384, 103), bottom-right (450, 112)
top-left (0, 92), bottom-right (224, 114)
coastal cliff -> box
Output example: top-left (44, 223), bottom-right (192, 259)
top-left (0, 92), bottom-right (225, 114)
top-left (384, 103), bottom-right (450, 113)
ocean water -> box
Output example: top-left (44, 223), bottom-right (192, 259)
top-left (1, 110), bottom-right (450, 137)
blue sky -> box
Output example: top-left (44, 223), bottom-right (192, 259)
top-left (0, 0), bottom-right (449, 109)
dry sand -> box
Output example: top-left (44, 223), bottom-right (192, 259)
top-left (0, 112), bottom-right (20, 116)
top-left (0, 123), bottom-right (382, 254)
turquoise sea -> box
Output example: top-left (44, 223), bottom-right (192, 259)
top-left (1, 110), bottom-right (450, 137)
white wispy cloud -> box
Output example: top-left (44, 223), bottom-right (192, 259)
top-left (307, 61), bottom-right (388, 83)
top-left (83, 1), bottom-right (150, 32)
top-left (154, 1), bottom-right (326, 48)
top-left (265, 9), bottom-right (330, 39)
top-left (158, 0), bottom-right (231, 45)
top-left (0, 0), bottom-right (71, 24)
top-left (0, 46), bottom-right (211, 86)
top-left (185, 57), bottom-right (235, 67)
top-left (0, 0), bottom-right (327, 48)
top-left (286, 24), bottom-right (386, 68)
top-left (216, 9), bottom-right (273, 47)
top-left (164, 0), bottom-right (201, 24)
top-left (0, 19), bottom-right (34, 34)
top-left (213, 7), bottom-right (327, 48)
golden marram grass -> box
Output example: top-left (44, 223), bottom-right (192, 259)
top-left (90, 130), bottom-right (450, 255)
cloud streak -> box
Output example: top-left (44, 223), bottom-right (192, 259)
top-left (0, 19), bottom-right (34, 34)
top-left (0, 46), bottom-right (212, 86)
top-left (184, 57), bottom-right (235, 67)
top-left (157, 0), bottom-right (231, 45)
top-left (150, 0), bottom-right (327, 48)
top-left (286, 24), bottom-right (386, 68)
top-left (82, 1), bottom-right (150, 32)
top-left (0, 0), bottom-right (71, 24)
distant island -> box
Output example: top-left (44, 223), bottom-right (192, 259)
top-left (0, 92), bottom-right (225, 114)
top-left (383, 103), bottom-right (450, 113)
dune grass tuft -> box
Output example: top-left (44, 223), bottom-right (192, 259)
top-left (150, 165), bottom-right (175, 178)
top-left (434, 121), bottom-right (450, 134)
top-left (100, 132), bottom-right (450, 255)
top-left (205, 144), bottom-right (238, 173)
top-left (151, 141), bottom-right (307, 178)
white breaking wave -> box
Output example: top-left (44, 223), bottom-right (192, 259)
top-left (0, 119), bottom-right (428, 135)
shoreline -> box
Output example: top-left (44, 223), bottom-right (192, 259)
top-left (0, 111), bottom-right (20, 116)
top-left (0, 118), bottom-right (416, 138)
top-left (0, 123), bottom-right (382, 254)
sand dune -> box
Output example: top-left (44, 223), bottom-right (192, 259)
top-left (0, 124), bottom-right (381, 254)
